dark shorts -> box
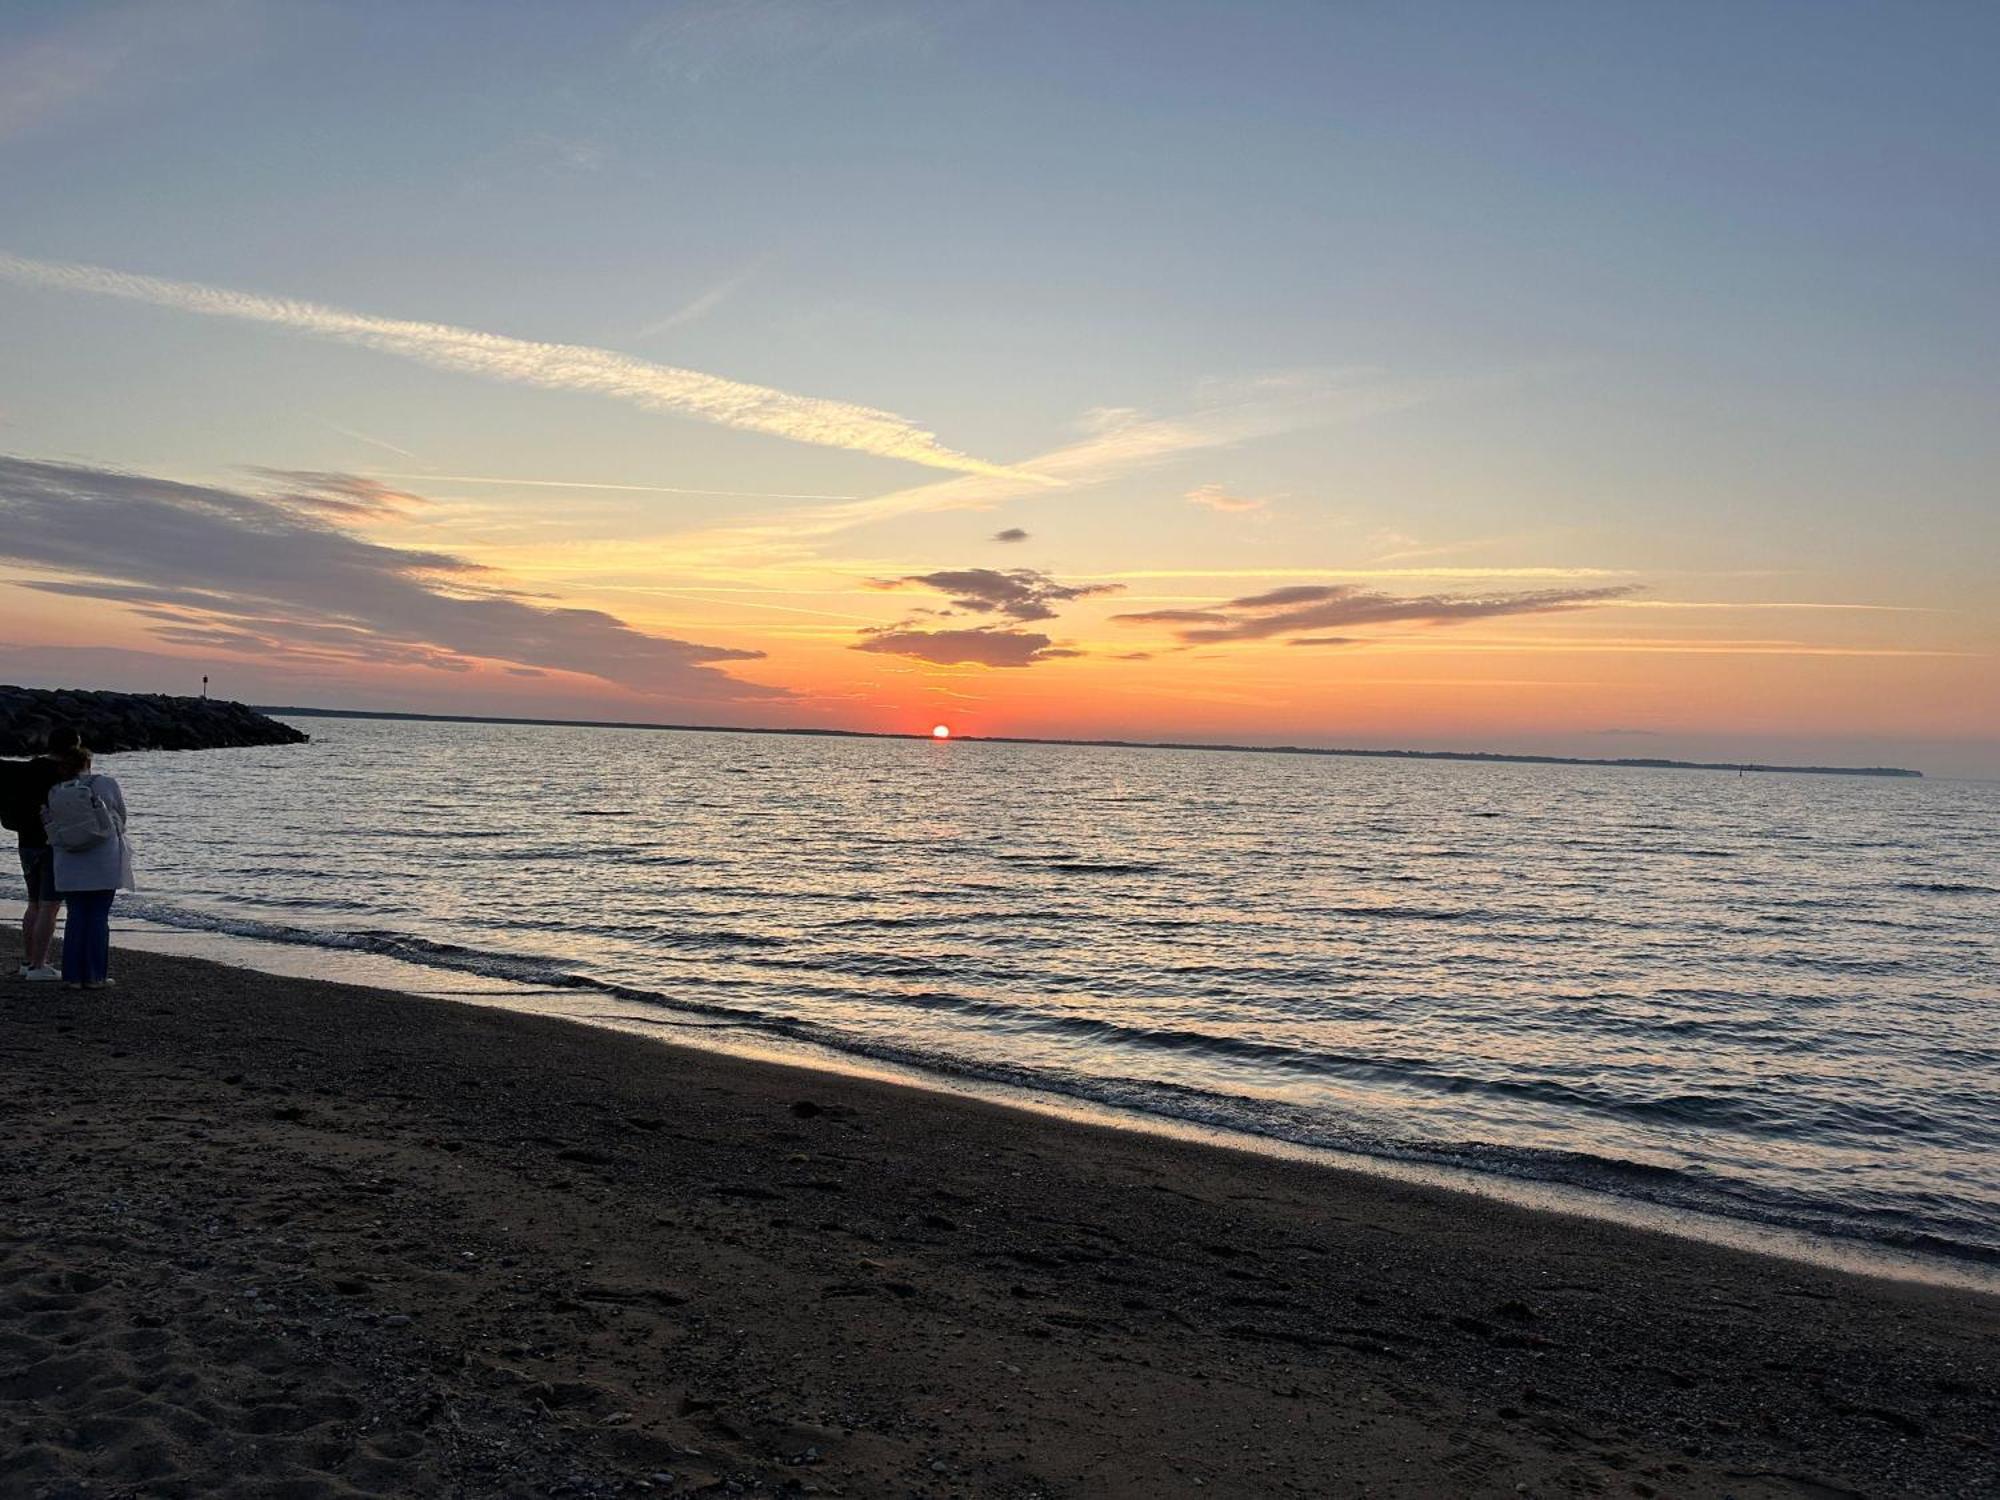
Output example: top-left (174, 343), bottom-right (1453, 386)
top-left (18, 846), bottom-right (57, 904)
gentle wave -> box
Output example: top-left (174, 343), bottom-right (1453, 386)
top-left (117, 894), bottom-right (2000, 1266)
top-left (104, 721), bottom-right (2000, 1274)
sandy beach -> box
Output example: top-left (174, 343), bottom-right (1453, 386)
top-left (1, 950), bottom-right (1993, 1499)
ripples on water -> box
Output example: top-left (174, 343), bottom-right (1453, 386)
top-left (110, 718), bottom-right (2000, 1264)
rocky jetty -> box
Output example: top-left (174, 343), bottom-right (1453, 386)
top-left (0, 685), bottom-right (309, 755)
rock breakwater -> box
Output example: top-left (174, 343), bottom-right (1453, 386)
top-left (0, 685), bottom-right (309, 755)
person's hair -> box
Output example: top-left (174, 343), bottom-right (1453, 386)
top-left (52, 745), bottom-right (92, 777)
top-left (43, 723), bottom-right (81, 756)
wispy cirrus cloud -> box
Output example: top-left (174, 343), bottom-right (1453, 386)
top-left (715, 375), bottom-right (1429, 543)
top-left (1107, 609), bottom-right (1232, 626)
top-left (0, 457), bottom-right (781, 702)
top-left (774, 408), bottom-right (1253, 537)
top-left (1399, 636), bottom-right (1973, 659)
top-left (246, 470), bottom-right (426, 524)
top-left (363, 471), bottom-right (863, 502)
top-left (1186, 482), bottom-right (1267, 513)
top-left (1597, 598), bottom-right (1933, 613)
top-left (334, 375), bottom-right (1431, 601)
top-left (0, 252), bottom-right (1014, 477)
top-left (1114, 581), bottom-right (1640, 644)
top-left (1085, 566), bottom-right (1636, 582)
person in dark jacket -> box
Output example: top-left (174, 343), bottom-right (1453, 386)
top-left (1, 724), bottom-right (83, 981)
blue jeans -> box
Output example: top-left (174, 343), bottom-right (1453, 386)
top-left (61, 890), bottom-right (114, 985)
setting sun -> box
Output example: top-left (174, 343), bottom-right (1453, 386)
top-left (932, 724), bottom-right (951, 739)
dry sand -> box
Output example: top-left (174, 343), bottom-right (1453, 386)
top-left (1, 950), bottom-right (1993, 1498)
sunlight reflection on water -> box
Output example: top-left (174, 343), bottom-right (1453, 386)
top-left (104, 717), bottom-right (2000, 1265)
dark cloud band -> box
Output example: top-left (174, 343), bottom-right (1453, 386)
top-left (1115, 581), bottom-right (1638, 643)
top-left (852, 627), bottom-right (1066, 669)
top-left (869, 567), bottom-right (1122, 623)
top-left (0, 456), bottom-right (781, 703)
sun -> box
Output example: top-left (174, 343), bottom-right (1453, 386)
top-left (931, 723), bottom-right (952, 739)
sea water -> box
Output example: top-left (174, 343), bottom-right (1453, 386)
top-left (101, 716), bottom-right (2000, 1267)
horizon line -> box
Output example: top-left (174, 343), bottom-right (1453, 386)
top-left (250, 703), bottom-right (1924, 779)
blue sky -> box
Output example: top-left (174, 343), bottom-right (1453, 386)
top-left (2, 1), bottom-right (1995, 771)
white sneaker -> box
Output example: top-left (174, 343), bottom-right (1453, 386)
top-left (21, 966), bottom-right (62, 982)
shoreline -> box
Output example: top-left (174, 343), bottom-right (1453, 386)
top-left (3, 949), bottom-right (1994, 1497)
top-left (110, 912), bottom-right (1999, 1294)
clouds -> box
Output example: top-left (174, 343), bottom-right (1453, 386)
top-left (869, 567), bottom-right (1121, 623)
top-left (992, 527), bottom-right (1030, 543)
top-left (364, 471), bottom-right (862, 502)
top-left (1185, 483), bottom-right (1266, 514)
top-left (853, 566), bottom-right (1117, 667)
top-left (0, 253), bottom-right (1014, 478)
top-left (1107, 609), bottom-right (1231, 626)
top-left (852, 628), bottom-right (1073, 669)
top-left (747, 374), bottom-right (1427, 540)
top-left (246, 470), bottom-right (425, 523)
top-left (0, 457), bottom-right (780, 702)
top-left (1114, 582), bottom-right (1639, 644)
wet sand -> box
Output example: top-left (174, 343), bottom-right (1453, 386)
top-left (2, 950), bottom-right (1994, 1498)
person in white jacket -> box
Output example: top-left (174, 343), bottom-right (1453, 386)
top-left (46, 745), bottom-right (135, 990)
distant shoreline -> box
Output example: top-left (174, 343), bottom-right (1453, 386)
top-left (255, 703), bottom-right (1924, 778)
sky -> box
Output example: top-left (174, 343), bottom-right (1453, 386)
top-left (1, 1), bottom-right (1995, 774)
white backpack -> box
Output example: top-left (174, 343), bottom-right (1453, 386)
top-left (43, 777), bottom-right (118, 854)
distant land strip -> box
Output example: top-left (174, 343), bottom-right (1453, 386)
top-left (255, 706), bottom-right (1923, 778)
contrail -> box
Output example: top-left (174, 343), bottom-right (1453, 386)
top-left (0, 251), bottom-right (1019, 478)
top-left (632, 255), bottom-right (772, 342)
top-left (312, 417), bottom-right (423, 460)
